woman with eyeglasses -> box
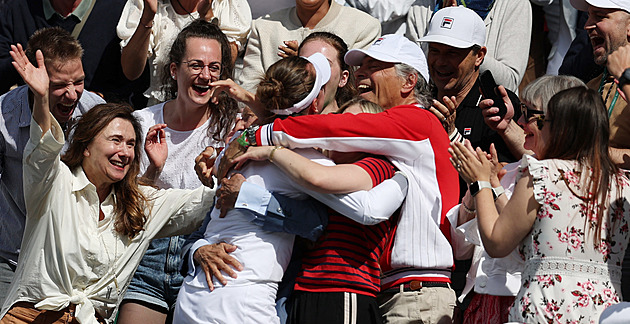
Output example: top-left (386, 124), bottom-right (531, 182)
top-left (448, 75), bottom-right (586, 324)
top-left (117, 20), bottom-right (239, 324)
top-left (450, 83), bottom-right (630, 323)
top-left (116, 0), bottom-right (251, 106)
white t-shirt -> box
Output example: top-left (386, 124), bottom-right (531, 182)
top-left (133, 102), bottom-right (223, 190)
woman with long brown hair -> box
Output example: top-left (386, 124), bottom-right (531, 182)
top-left (0, 44), bottom-right (215, 324)
top-left (450, 87), bottom-right (630, 323)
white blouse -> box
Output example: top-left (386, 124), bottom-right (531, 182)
top-left (117, 0), bottom-right (252, 103)
top-left (0, 115), bottom-right (215, 324)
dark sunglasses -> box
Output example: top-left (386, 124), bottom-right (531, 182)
top-left (519, 102), bottom-right (544, 120)
top-left (520, 103), bottom-right (547, 130)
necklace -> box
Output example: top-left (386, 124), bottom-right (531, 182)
top-left (100, 228), bottom-right (120, 299)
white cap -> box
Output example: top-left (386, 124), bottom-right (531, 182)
top-left (419, 6), bottom-right (486, 49)
top-left (570, 0), bottom-right (630, 11)
top-left (344, 34), bottom-right (430, 82)
top-left (271, 52), bottom-right (331, 115)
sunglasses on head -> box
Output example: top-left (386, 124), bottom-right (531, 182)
top-left (520, 103), bottom-right (547, 130)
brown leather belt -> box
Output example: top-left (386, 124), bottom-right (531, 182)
top-left (382, 280), bottom-right (451, 293)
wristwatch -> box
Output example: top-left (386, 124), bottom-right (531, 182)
top-left (470, 180), bottom-right (493, 198)
top-left (492, 186), bottom-right (505, 200)
top-left (618, 68), bottom-right (630, 88)
top-left (245, 125), bottom-right (259, 146)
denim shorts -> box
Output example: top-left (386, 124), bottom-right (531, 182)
top-left (123, 236), bottom-right (187, 312)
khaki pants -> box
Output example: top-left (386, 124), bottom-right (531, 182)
top-left (0, 302), bottom-right (105, 324)
top-left (377, 285), bottom-right (457, 324)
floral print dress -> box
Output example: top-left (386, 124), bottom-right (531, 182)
top-left (509, 156), bottom-right (630, 324)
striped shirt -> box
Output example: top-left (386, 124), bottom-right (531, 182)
top-left (294, 156), bottom-right (397, 297)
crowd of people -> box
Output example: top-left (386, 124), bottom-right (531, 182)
top-left (1, 0), bottom-right (630, 323)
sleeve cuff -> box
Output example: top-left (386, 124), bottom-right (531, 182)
top-left (257, 123), bottom-right (273, 146)
top-left (187, 239), bottom-right (212, 276)
top-left (449, 128), bottom-right (464, 144)
top-left (234, 181), bottom-right (272, 215)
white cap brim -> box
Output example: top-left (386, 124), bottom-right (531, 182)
top-left (345, 48), bottom-right (404, 67)
top-left (306, 52), bottom-right (331, 87)
top-left (345, 48), bottom-right (430, 82)
top-left (570, 0), bottom-right (628, 11)
top-left (418, 35), bottom-right (477, 49)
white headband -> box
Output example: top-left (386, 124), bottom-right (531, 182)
top-left (271, 52), bottom-right (332, 115)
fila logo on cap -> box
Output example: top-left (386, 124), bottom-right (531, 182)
top-left (373, 37), bottom-right (384, 46)
top-left (441, 17), bottom-right (454, 29)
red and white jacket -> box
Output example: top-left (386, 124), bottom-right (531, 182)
top-left (254, 104), bottom-right (460, 289)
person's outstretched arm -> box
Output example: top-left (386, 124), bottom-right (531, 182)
top-left (118, 0), bottom-right (155, 81)
top-left (10, 44), bottom-right (50, 135)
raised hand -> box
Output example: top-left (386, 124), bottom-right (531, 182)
top-left (11, 44), bottom-right (51, 134)
top-left (480, 85), bottom-right (515, 132)
top-left (144, 123), bottom-right (168, 173)
top-left (10, 44), bottom-right (49, 98)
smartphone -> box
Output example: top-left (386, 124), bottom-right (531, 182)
top-left (479, 70), bottom-right (507, 118)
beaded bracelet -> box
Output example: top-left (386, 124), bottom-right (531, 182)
top-left (461, 201), bottom-right (476, 214)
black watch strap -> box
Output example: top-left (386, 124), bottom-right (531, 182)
top-left (618, 68), bottom-right (630, 88)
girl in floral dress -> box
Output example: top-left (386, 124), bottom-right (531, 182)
top-left (450, 87), bottom-right (630, 324)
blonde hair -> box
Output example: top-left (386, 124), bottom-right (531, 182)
top-left (336, 98), bottom-right (385, 114)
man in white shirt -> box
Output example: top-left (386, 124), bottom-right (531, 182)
top-left (0, 27), bottom-right (104, 306)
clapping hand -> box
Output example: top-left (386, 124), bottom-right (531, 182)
top-left (429, 96), bottom-right (457, 134)
top-left (449, 140), bottom-right (493, 184)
